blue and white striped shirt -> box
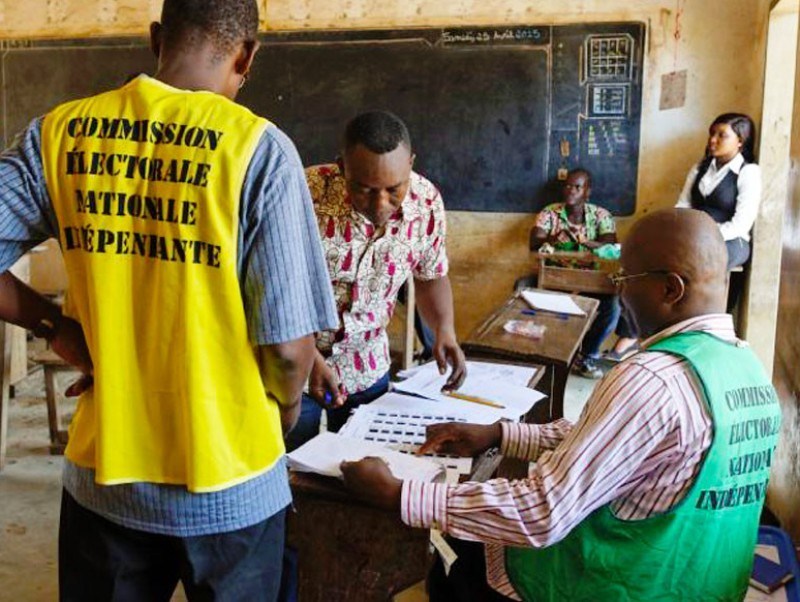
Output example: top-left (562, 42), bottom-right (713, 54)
top-left (0, 113), bottom-right (338, 536)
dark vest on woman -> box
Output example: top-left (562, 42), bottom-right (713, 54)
top-left (691, 159), bottom-right (740, 224)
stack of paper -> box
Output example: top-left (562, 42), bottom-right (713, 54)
top-left (393, 361), bottom-right (546, 421)
top-left (520, 289), bottom-right (586, 316)
top-left (338, 394), bottom-right (476, 475)
top-left (287, 431), bottom-right (443, 482)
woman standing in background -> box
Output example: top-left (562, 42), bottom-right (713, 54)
top-left (676, 112), bottom-right (761, 268)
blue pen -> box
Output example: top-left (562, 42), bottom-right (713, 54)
top-left (521, 309), bottom-right (570, 320)
top-left (323, 391), bottom-right (333, 406)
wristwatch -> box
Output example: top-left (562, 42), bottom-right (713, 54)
top-left (32, 317), bottom-right (59, 342)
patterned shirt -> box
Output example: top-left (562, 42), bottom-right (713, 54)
top-left (401, 314), bottom-right (740, 599)
top-left (306, 164), bottom-right (448, 394)
top-left (535, 202), bottom-right (615, 251)
top-left (0, 111), bottom-right (338, 536)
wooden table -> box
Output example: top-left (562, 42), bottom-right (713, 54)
top-left (287, 444), bottom-right (510, 602)
top-left (533, 251), bottom-right (618, 295)
top-left (286, 361), bottom-right (545, 601)
top-left (461, 292), bottom-right (599, 421)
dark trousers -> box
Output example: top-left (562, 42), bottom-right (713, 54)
top-left (59, 490), bottom-right (286, 602)
top-left (427, 538), bottom-right (515, 602)
top-left (580, 293), bottom-right (621, 358)
top-left (284, 372), bottom-right (390, 452)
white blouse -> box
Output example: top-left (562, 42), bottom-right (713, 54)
top-left (675, 153), bottom-right (762, 242)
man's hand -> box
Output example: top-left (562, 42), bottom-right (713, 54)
top-left (418, 422), bottom-right (502, 457)
top-left (340, 457), bottom-right (403, 511)
top-left (433, 332), bottom-right (467, 391)
top-left (51, 316), bottom-right (94, 397)
top-left (51, 316), bottom-right (92, 374)
top-left (308, 353), bottom-right (346, 408)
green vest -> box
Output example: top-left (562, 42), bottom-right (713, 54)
top-left (505, 332), bottom-right (781, 601)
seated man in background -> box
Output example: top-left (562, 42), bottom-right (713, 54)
top-left (527, 168), bottom-right (622, 378)
top-left (341, 208), bottom-right (781, 602)
top-left (285, 110), bottom-right (467, 451)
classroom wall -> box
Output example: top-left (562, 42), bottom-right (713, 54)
top-left (772, 5), bottom-right (800, 540)
top-left (0, 0), bottom-right (773, 342)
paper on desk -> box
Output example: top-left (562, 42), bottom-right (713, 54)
top-left (287, 431), bottom-right (443, 482)
top-left (394, 368), bottom-right (546, 421)
top-left (338, 400), bottom-right (475, 475)
top-left (520, 289), bottom-right (586, 316)
top-left (399, 360), bottom-right (539, 388)
top-left (368, 391), bottom-right (500, 424)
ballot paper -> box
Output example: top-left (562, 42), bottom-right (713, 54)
top-left (398, 360), bottom-right (538, 388)
top-left (520, 289), bottom-right (586, 316)
top-left (287, 431), bottom-right (443, 482)
top-left (393, 364), bottom-right (546, 421)
top-left (338, 399), bottom-right (475, 475)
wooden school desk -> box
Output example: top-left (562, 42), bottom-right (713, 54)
top-left (286, 362), bottom-right (545, 602)
top-left (461, 291), bottom-right (599, 421)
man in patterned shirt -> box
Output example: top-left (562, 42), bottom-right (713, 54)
top-left (286, 111), bottom-right (467, 450)
top-left (528, 168), bottom-right (623, 379)
top-left (341, 209), bottom-right (780, 602)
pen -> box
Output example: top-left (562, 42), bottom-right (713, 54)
top-left (443, 390), bottom-right (506, 409)
top-left (520, 309), bottom-right (570, 320)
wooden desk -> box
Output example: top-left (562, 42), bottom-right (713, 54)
top-left (287, 361), bottom-right (544, 601)
top-left (461, 292), bottom-right (599, 420)
top-left (531, 251), bottom-right (618, 295)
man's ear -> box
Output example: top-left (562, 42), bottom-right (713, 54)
top-left (149, 22), bottom-right (163, 59)
top-left (235, 39), bottom-right (260, 77)
top-left (664, 272), bottom-right (687, 306)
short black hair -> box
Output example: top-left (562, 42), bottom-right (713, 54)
top-left (343, 111), bottom-right (412, 154)
top-left (160, 0), bottom-right (259, 61)
top-left (709, 113), bottom-right (757, 163)
top-left (568, 167), bottom-right (592, 187)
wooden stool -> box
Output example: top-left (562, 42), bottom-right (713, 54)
top-left (32, 350), bottom-right (75, 454)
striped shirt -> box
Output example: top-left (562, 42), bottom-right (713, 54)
top-left (0, 110), bottom-right (338, 536)
top-left (402, 314), bottom-right (736, 598)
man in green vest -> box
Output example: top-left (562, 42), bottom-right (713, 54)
top-left (342, 208), bottom-right (782, 601)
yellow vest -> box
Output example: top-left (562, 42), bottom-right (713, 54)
top-left (41, 76), bottom-right (285, 492)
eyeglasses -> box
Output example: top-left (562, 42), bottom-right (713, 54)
top-left (608, 269), bottom-right (675, 287)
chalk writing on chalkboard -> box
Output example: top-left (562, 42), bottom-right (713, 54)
top-left (583, 34), bottom-right (635, 81)
top-left (440, 27), bottom-right (549, 46)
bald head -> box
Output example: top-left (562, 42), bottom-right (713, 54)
top-left (620, 209), bottom-right (728, 337)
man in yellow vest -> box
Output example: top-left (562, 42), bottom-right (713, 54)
top-left (0, 0), bottom-right (337, 599)
top-left (342, 209), bottom-right (781, 601)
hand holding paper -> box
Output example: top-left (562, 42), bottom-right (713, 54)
top-left (340, 457), bottom-right (403, 511)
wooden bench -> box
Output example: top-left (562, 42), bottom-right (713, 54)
top-left (31, 349), bottom-right (76, 455)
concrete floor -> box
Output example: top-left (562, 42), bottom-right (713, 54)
top-left (0, 358), bottom-right (597, 601)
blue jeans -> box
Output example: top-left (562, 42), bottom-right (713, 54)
top-left (59, 490), bottom-right (286, 602)
top-left (581, 294), bottom-right (622, 359)
top-left (284, 372), bottom-right (391, 452)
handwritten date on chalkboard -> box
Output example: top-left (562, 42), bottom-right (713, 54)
top-left (440, 27), bottom-right (549, 46)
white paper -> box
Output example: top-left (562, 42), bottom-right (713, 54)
top-left (394, 367), bottom-right (546, 421)
top-left (365, 391), bottom-right (500, 425)
top-left (399, 360), bottom-right (538, 388)
top-left (430, 529), bottom-right (459, 576)
top-left (338, 402), bottom-right (474, 475)
top-left (287, 431), bottom-right (443, 482)
top-left (520, 289), bottom-right (586, 316)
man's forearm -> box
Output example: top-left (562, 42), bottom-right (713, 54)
top-left (258, 335), bottom-right (316, 408)
top-left (413, 276), bottom-right (456, 338)
top-left (0, 272), bottom-right (62, 331)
